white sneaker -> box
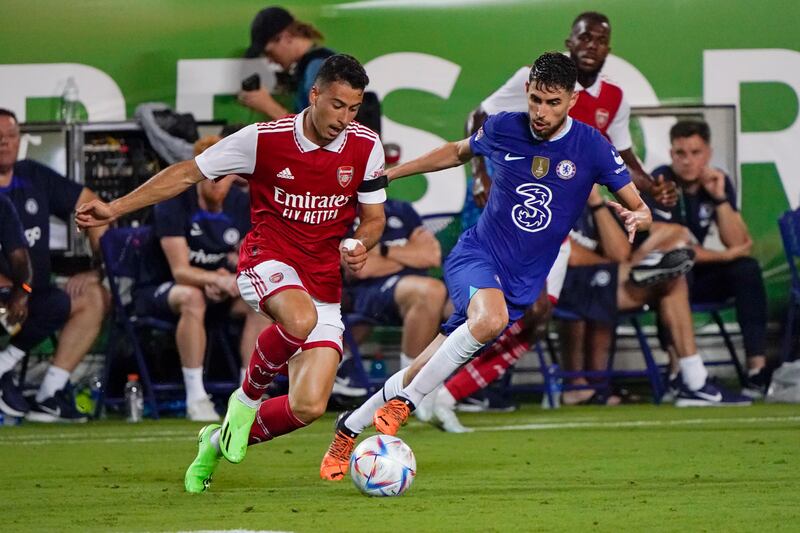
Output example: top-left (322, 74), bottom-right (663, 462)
top-left (433, 399), bottom-right (474, 433)
top-left (331, 376), bottom-right (367, 397)
top-left (414, 385), bottom-right (439, 423)
top-left (187, 396), bottom-right (221, 422)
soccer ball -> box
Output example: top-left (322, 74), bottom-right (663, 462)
top-left (350, 435), bottom-right (416, 497)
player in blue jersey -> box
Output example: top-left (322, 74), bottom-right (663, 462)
top-left (320, 52), bottom-right (652, 477)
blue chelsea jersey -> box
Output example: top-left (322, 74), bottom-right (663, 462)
top-left (467, 112), bottom-right (631, 306)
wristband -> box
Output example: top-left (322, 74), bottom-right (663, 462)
top-left (380, 243), bottom-right (390, 257)
top-left (589, 203), bottom-right (606, 213)
top-left (712, 197), bottom-right (728, 206)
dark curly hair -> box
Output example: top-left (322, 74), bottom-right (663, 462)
top-left (528, 52), bottom-right (578, 93)
top-left (314, 54), bottom-right (369, 91)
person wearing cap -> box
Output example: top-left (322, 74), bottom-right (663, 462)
top-left (239, 6), bottom-right (336, 119)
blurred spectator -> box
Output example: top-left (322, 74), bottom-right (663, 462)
top-left (132, 134), bottom-right (269, 421)
top-left (239, 6), bottom-right (335, 118)
top-left (0, 108), bottom-right (109, 423)
top-left (558, 185), bottom-right (751, 406)
top-left (649, 120), bottom-right (770, 398)
top-left (345, 199), bottom-right (450, 373)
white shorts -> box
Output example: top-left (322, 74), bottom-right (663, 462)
top-left (238, 260), bottom-right (344, 357)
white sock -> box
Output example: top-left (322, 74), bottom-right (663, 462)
top-left (679, 354), bottom-right (708, 391)
top-left (0, 344), bottom-right (26, 377)
top-left (182, 366), bottom-right (208, 404)
top-left (436, 386), bottom-right (457, 409)
top-left (36, 365), bottom-right (71, 403)
top-left (240, 367), bottom-right (247, 385)
top-left (209, 427), bottom-right (221, 454)
top-left (400, 323), bottom-right (484, 406)
top-left (235, 387), bottom-right (260, 409)
top-left (344, 368), bottom-right (408, 434)
top-left (399, 352), bottom-right (414, 369)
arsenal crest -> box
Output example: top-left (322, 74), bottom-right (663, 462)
top-left (269, 272), bottom-right (284, 283)
top-left (337, 166), bottom-right (354, 188)
top-left (595, 108), bottom-right (610, 129)
top-left (531, 156), bottom-right (550, 179)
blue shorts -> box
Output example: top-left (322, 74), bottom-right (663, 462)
top-left (133, 282), bottom-right (176, 321)
top-left (440, 239), bottom-right (528, 335)
top-left (348, 274), bottom-right (403, 325)
top-left (556, 263), bottom-right (619, 325)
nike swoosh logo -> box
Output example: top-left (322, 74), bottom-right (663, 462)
top-left (653, 208), bottom-right (673, 220)
top-left (40, 405), bottom-right (61, 416)
top-left (504, 154), bottom-right (525, 161)
top-left (613, 150), bottom-right (624, 165)
top-left (694, 391), bottom-right (723, 402)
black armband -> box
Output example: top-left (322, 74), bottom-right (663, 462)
top-left (380, 243), bottom-right (390, 257)
top-left (358, 174), bottom-right (389, 193)
top-left (589, 203), bottom-right (606, 213)
top-left (712, 197), bottom-right (729, 206)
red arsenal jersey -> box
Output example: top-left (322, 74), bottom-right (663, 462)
top-left (570, 78), bottom-right (627, 148)
top-left (195, 110), bottom-right (386, 303)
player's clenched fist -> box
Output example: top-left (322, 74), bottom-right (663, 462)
top-left (75, 199), bottom-right (118, 229)
top-left (340, 238), bottom-right (368, 274)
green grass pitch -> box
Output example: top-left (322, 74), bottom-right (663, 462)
top-left (1, 403), bottom-right (799, 532)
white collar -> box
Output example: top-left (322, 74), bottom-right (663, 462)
top-left (293, 108), bottom-right (347, 153)
top-left (575, 75), bottom-right (602, 97)
top-left (530, 116), bottom-right (573, 142)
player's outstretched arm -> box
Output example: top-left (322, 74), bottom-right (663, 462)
top-left (385, 138), bottom-right (472, 182)
top-left (607, 182), bottom-right (652, 243)
top-left (75, 160), bottom-right (205, 229)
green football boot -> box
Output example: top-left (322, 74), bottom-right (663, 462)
top-left (219, 390), bottom-right (257, 464)
top-left (184, 423), bottom-right (221, 493)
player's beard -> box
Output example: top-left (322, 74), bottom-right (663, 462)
top-left (533, 115), bottom-right (566, 140)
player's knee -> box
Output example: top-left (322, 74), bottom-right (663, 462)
top-left (426, 279), bottom-right (448, 307)
top-left (280, 311), bottom-right (317, 340)
top-left (289, 396), bottom-right (326, 424)
top-left (469, 311), bottom-right (508, 343)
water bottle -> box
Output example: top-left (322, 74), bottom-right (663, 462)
top-left (369, 352), bottom-right (387, 380)
top-left (59, 77), bottom-right (80, 124)
top-left (124, 374), bottom-right (144, 423)
top-left (540, 364), bottom-right (562, 409)
top-left (90, 375), bottom-right (104, 419)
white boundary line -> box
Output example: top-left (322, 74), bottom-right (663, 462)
top-left (1, 415), bottom-right (798, 445)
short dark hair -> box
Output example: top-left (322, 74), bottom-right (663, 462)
top-left (529, 52), bottom-right (578, 93)
top-left (314, 54), bottom-right (369, 91)
top-left (572, 11), bottom-right (611, 30)
top-left (0, 108), bottom-right (18, 122)
top-left (670, 120), bottom-right (711, 143)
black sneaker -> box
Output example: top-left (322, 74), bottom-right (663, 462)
top-left (26, 386), bottom-right (89, 423)
top-left (742, 368), bottom-right (771, 400)
top-left (0, 371), bottom-right (29, 417)
top-left (630, 248), bottom-right (696, 287)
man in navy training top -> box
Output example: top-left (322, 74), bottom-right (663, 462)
top-left (134, 134), bottom-right (269, 421)
top-left (648, 119), bottom-right (770, 399)
top-left (0, 108), bottom-right (109, 423)
top-left (320, 52), bottom-right (652, 478)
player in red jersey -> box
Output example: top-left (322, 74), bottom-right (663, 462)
top-left (75, 55), bottom-right (388, 492)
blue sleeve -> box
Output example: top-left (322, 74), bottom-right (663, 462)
top-left (154, 196), bottom-right (189, 238)
top-left (723, 175), bottom-right (738, 211)
top-left (30, 161), bottom-right (82, 220)
top-left (400, 202), bottom-right (423, 234)
top-left (0, 195), bottom-right (27, 253)
top-left (469, 113), bottom-right (501, 158)
top-left (295, 58), bottom-right (326, 111)
top-left (593, 136), bottom-right (631, 192)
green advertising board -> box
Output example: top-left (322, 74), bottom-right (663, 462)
top-left (2, 0), bottom-right (798, 318)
